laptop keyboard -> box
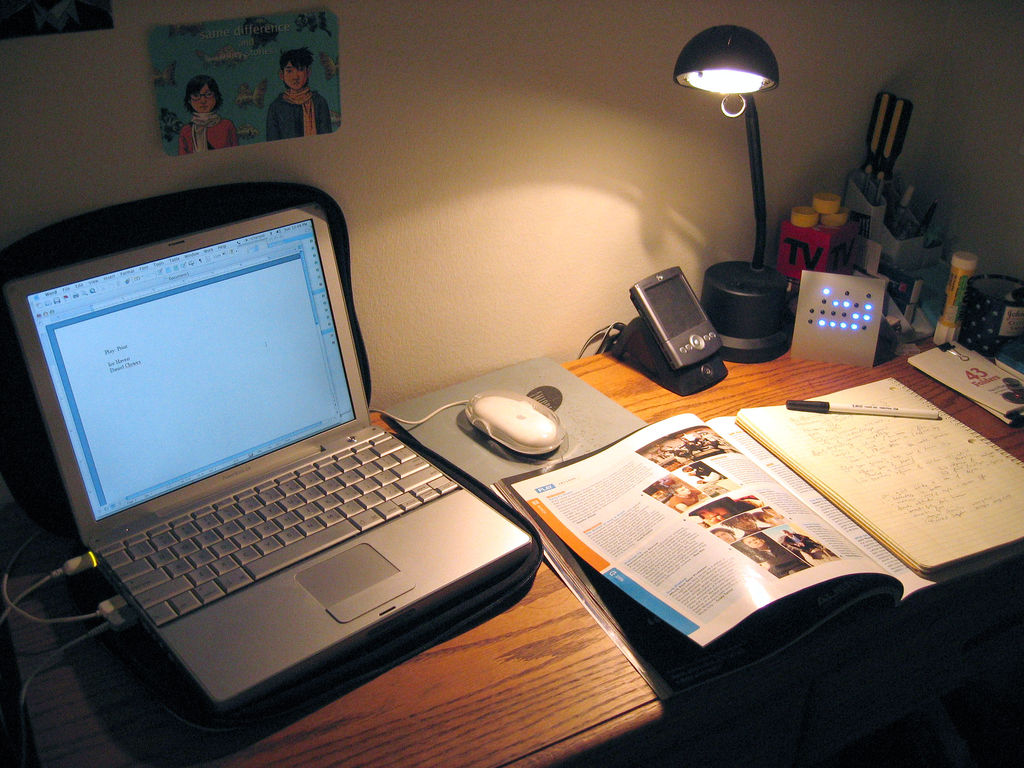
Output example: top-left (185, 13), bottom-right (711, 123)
top-left (99, 428), bottom-right (459, 626)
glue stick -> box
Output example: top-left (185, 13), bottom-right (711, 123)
top-left (933, 251), bottom-right (978, 344)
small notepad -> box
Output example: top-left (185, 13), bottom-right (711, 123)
top-left (736, 378), bottom-right (1024, 574)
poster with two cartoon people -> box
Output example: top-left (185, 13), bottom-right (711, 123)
top-left (149, 9), bottom-right (339, 155)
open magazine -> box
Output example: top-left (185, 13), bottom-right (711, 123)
top-left (496, 414), bottom-right (932, 695)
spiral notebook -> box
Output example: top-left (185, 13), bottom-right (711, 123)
top-left (736, 378), bottom-right (1024, 574)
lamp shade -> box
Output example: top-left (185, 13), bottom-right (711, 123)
top-left (674, 25), bottom-right (778, 94)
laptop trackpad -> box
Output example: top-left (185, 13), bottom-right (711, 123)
top-left (297, 544), bottom-right (415, 623)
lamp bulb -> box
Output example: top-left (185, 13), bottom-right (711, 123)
top-left (683, 69), bottom-right (766, 94)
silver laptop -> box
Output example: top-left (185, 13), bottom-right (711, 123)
top-left (4, 203), bottom-right (532, 712)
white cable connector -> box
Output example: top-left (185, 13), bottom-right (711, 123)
top-left (61, 551), bottom-right (98, 576)
top-left (97, 595), bottom-right (137, 631)
top-left (2, 549), bottom-right (103, 626)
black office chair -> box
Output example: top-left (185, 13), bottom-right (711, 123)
top-left (0, 182), bottom-right (369, 538)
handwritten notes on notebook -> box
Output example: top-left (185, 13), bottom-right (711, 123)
top-left (736, 379), bottom-right (1024, 574)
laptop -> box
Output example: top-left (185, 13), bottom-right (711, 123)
top-left (3, 203), bottom-right (533, 712)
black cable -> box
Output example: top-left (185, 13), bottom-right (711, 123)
top-left (598, 322), bottom-right (627, 353)
top-left (18, 623), bottom-right (111, 768)
top-left (1, 532), bottom-right (109, 765)
top-left (579, 322), bottom-right (626, 357)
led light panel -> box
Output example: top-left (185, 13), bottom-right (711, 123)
top-left (790, 270), bottom-right (887, 367)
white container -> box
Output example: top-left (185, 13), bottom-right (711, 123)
top-left (844, 172), bottom-right (941, 271)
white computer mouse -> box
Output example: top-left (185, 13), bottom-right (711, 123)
top-left (465, 390), bottom-right (565, 455)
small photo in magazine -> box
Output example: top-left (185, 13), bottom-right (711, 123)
top-left (642, 474), bottom-right (708, 513)
top-left (764, 524), bottom-right (841, 566)
top-left (733, 495), bottom-right (786, 526)
top-left (636, 426), bottom-right (738, 470)
top-left (731, 532), bottom-right (810, 578)
top-left (676, 460), bottom-right (738, 497)
top-left (687, 495), bottom-right (772, 529)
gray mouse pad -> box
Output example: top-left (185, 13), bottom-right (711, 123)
top-left (387, 357), bottom-right (645, 488)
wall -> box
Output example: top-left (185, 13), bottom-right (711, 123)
top-left (909, 0), bottom-right (1024, 267)
top-left (1, 1), bottom-right (1019, 432)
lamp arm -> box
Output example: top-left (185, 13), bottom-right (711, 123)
top-left (744, 95), bottom-right (767, 271)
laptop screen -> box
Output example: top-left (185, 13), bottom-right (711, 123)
top-left (18, 215), bottom-right (356, 522)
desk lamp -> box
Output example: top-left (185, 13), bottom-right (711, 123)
top-left (674, 25), bottom-right (790, 362)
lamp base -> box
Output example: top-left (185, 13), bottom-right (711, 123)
top-left (700, 260), bottom-right (790, 363)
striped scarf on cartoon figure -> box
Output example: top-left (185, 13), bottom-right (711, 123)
top-left (282, 86), bottom-right (316, 136)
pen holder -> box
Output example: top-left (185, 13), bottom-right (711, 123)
top-left (844, 172), bottom-right (941, 272)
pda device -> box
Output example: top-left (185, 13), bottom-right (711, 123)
top-left (629, 266), bottom-right (721, 370)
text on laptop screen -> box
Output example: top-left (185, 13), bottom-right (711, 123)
top-left (24, 218), bottom-right (355, 521)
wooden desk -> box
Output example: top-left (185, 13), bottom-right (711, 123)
top-left (5, 351), bottom-right (1024, 767)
